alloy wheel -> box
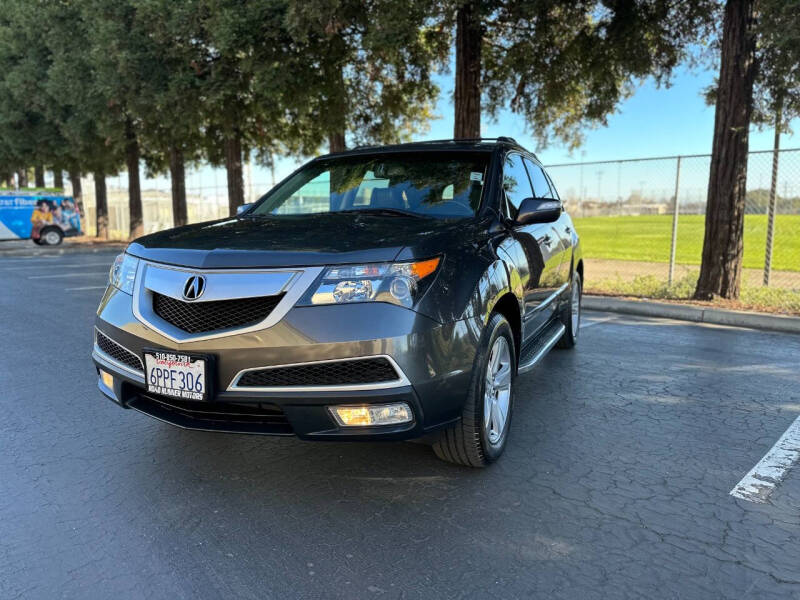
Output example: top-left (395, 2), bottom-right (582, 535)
top-left (484, 336), bottom-right (512, 445)
top-left (571, 275), bottom-right (581, 334)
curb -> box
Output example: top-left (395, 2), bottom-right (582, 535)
top-left (583, 295), bottom-right (800, 335)
top-left (0, 241), bottom-right (126, 257)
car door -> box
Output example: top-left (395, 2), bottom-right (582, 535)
top-left (496, 152), bottom-right (562, 343)
top-left (524, 158), bottom-right (571, 290)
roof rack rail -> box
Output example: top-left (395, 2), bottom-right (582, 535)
top-left (352, 137), bottom-right (522, 150)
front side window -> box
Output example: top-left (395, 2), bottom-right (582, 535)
top-left (524, 158), bottom-right (554, 199)
top-left (502, 154), bottom-right (534, 217)
top-left (251, 153), bottom-right (489, 219)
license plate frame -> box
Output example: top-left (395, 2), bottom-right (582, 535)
top-left (143, 349), bottom-right (212, 402)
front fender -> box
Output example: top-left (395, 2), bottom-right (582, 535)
top-left (462, 257), bottom-right (516, 326)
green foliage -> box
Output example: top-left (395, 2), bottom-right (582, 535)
top-left (285, 0), bottom-right (448, 149)
top-left (32, 0), bottom-right (122, 175)
top-left (0, 0), bottom-right (446, 179)
top-left (85, 0), bottom-right (206, 174)
top-left (478, 1), bottom-right (717, 149)
top-left (0, 0), bottom-right (73, 172)
top-left (704, 0), bottom-right (800, 132)
top-left (752, 0), bottom-right (800, 130)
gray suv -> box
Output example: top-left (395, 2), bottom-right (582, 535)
top-left (92, 138), bottom-right (583, 466)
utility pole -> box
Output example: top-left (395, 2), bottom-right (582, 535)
top-left (596, 170), bottom-right (604, 202)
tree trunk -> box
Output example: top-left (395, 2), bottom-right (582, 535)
top-left (94, 171), bottom-right (108, 240)
top-left (327, 58), bottom-right (347, 153)
top-left (53, 169), bottom-right (64, 189)
top-left (694, 0), bottom-right (757, 300)
top-left (224, 131), bottom-right (245, 215)
top-left (125, 119), bottom-right (144, 239)
top-left (68, 169), bottom-right (84, 217)
top-left (17, 169), bottom-right (27, 188)
top-left (169, 146), bottom-right (188, 227)
top-left (454, 0), bottom-right (482, 139)
top-left (328, 132), bottom-right (346, 153)
top-left (34, 165), bottom-right (45, 188)
top-left (763, 95), bottom-right (782, 286)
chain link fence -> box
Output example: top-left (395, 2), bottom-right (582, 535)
top-left (71, 174), bottom-right (234, 240)
top-left (545, 149), bottom-right (800, 311)
top-left (66, 148), bottom-right (800, 311)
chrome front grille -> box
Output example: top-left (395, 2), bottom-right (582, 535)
top-left (152, 293), bottom-right (285, 334)
top-left (95, 330), bottom-right (144, 373)
top-left (133, 262), bottom-right (324, 343)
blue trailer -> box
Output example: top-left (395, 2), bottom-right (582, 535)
top-left (0, 190), bottom-right (82, 245)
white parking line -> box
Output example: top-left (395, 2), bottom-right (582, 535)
top-left (0, 255), bottom-right (60, 262)
top-left (28, 272), bottom-right (108, 279)
top-left (0, 262), bottom-right (111, 272)
top-left (580, 315), bottom-right (618, 329)
top-left (65, 285), bottom-right (107, 291)
top-left (730, 415), bottom-right (800, 503)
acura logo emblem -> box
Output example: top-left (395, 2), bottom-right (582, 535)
top-left (182, 275), bottom-right (206, 301)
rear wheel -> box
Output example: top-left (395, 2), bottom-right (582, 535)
top-left (40, 227), bottom-right (64, 246)
top-left (557, 269), bottom-right (581, 349)
top-left (433, 312), bottom-right (515, 467)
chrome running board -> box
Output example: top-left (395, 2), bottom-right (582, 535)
top-left (517, 322), bottom-right (566, 375)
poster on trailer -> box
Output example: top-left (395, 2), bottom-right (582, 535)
top-left (0, 191), bottom-right (82, 242)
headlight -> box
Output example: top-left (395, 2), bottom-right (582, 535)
top-left (307, 257), bottom-right (440, 308)
top-left (109, 253), bottom-right (139, 295)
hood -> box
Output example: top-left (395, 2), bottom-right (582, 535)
top-left (126, 213), bottom-right (482, 269)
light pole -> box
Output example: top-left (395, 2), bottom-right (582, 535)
top-left (596, 170), bottom-right (604, 202)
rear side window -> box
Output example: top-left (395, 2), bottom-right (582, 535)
top-left (502, 154), bottom-right (534, 216)
top-left (524, 158), bottom-right (554, 199)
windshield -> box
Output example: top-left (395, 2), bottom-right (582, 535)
top-left (250, 153), bottom-right (489, 219)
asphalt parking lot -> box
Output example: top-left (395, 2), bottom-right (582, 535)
top-left (1, 248), bottom-right (799, 599)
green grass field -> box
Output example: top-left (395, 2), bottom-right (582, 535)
top-left (573, 214), bottom-right (800, 272)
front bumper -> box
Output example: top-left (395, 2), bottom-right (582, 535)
top-left (93, 285), bottom-right (480, 440)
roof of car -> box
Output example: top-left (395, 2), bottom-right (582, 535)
top-left (315, 137), bottom-right (537, 161)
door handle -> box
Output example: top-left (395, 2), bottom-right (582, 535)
top-left (565, 226), bottom-right (571, 234)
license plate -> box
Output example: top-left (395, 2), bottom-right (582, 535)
top-left (144, 351), bottom-right (208, 401)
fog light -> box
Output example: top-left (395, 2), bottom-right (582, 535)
top-left (100, 370), bottom-right (114, 389)
top-left (329, 403), bottom-right (413, 427)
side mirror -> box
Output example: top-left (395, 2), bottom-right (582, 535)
top-left (236, 202), bottom-right (254, 215)
top-left (515, 197), bottom-right (561, 226)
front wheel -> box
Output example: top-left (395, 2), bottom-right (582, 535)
top-left (557, 270), bottom-right (582, 349)
top-left (433, 312), bottom-right (515, 467)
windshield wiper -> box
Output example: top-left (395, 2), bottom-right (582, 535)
top-left (340, 208), bottom-right (428, 219)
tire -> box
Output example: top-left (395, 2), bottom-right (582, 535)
top-left (433, 312), bottom-right (515, 467)
top-left (40, 227), bottom-right (64, 246)
top-left (557, 269), bottom-right (582, 349)
top-left (32, 237), bottom-right (44, 245)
